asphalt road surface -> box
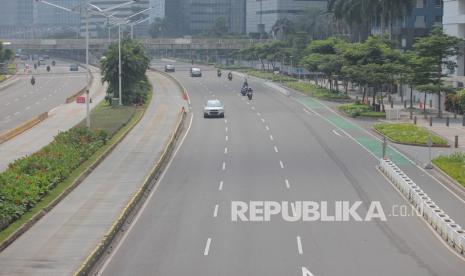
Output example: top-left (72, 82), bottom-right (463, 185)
top-left (98, 60), bottom-right (465, 276)
top-left (0, 59), bottom-right (87, 133)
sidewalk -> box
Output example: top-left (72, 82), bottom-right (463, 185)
top-left (0, 66), bottom-right (105, 171)
top-left (0, 71), bottom-right (187, 275)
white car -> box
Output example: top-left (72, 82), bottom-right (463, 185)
top-left (191, 67), bottom-right (202, 77)
top-left (203, 99), bottom-right (224, 118)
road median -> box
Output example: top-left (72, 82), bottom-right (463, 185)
top-left (0, 100), bottom-right (147, 251)
top-left (0, 112), bottom-right (48, 144)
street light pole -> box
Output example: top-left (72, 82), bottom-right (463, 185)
top-left (119, 23), bottom-right (122, 106)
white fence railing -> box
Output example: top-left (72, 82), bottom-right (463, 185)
top-left (379, 158), bottom-right (465, 254)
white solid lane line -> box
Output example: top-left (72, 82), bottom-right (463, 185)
top-left (279, 160), bottom-right (284, 169)
top-left (219, 181), bottom-right (223, 191)
top-left (297, 236), bottom-right (303, 255)
top-left (274, 146), bottom-right (279, 153)
top-left (204, 238), bottom-right (212, 256)
top-left (332, 129), bottom-right (342, 137)
top-left (222, 162), bottom-right (226, 171)
top-left (213, 204), bottom-right (219, 217)
top-left (303, 108), bottom-right (313, 115)
top-left (285, 179), bottom-right (290, 189)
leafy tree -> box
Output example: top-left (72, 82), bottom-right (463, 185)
top-left (101, 39), bottom-right (150, 105)
top-left (413, 27), bottom-right (464, 117)
top-left (301, 37), bottom-right (347, 91)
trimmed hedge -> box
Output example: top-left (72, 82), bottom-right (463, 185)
top-left (374, 123), bottom-right (448, 146)
top-left (0, 127), bottom-right (107, 230)
top-left (338, 103), bottom-right (385, 118)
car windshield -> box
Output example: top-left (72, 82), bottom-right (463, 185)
top-left (192, 68), bottom-right (200, 72)
top-left (206, 100), bottom-right (222, 107)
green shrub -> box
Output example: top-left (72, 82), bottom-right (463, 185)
top-left (338, 103), bottom-right (384, 118)
top-left (0, 127), bottom-right (107, 231)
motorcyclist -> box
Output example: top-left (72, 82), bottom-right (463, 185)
top-left (228, 72), bottom-right (233, 80)
top-left (30, 76), bottom-right (35, 85)
top-left (217, 69), bottom-right (222, 77)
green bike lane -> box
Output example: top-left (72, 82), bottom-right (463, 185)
top-left (293, 94), bottom-right (465, 228)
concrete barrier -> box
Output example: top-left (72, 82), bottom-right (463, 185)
top-left (0, 112), bottom-right (48, 144)
top-left (379, 158), bottom-right (465, 255)
top-left (65, 67), bottom-right (94, 104)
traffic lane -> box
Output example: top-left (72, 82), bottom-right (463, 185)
top-left (0, 66), bottom-right (86, 132)
top-left (197, 71), bottom-right (301, 275)
top-left (100, 70), bottom-right (234, 276)
top-left (101, 69), bottom-right (302, 276)
top-left (182, 70), bottom-right (464, 275)
top-left (233, 76), bottom-right (465, 275)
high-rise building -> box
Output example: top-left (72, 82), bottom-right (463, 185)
top-left (0, 0), bottom-right (34, 39)
top-left (82, 0), bottom-right (150, 38)
top-left (444, 0), bottom-right (465, 78)
top-left (372, 0), bottom-right (443, 49)
top-left (246, 0), bottom-right (327, 36)
top-left (150, 0), bottom-right (165, 21)
top-left (35, 0), bottom-right (81, 38)
top-left (165, 0), bottom-right (246, 35)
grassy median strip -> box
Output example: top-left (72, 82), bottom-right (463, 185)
top-left (0, 95), bottom-right (150, 245)
top-left (238, 68), bottom-right (297, 83)
top-left (433, 153), bottom-right (465, 187)
top-left (374, 123), bottom-right (449, 146)
top-left (339, 103), bottom-right (386, 118)
top-left (286, 82), bottom-right (350, 101)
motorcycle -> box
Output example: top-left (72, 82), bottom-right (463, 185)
top-left (46, 65), bottom-right (51, 72)
top-left (247, 89), bottom-right (253, 100)
top-left (30, 76), bottom-right (35, 86)
top-left (241, 86), bottom-right (247, 96)
top-left (217, 70), bottom-right (222, 77)
top-left (228, 73), bottom-right (233, 81)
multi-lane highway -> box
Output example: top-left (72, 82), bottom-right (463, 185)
top-left (96, 60), bottom-right (465, 275)
top-left (0, 60), bottom-right (87, 133)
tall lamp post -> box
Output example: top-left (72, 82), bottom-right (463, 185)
top-left (107, 7), bottom-right (152, 105)
top-left (36, 0), bottom-right (139, 112)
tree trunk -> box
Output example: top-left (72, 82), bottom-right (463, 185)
top-left (410, 86), bottom-right (413, 109)
top-left (424, 92), bottom-right (427, 114)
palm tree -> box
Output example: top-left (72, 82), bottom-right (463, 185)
top-left (328, 0), bottom-right (415, 41)
top-left (271, 18), bottom-right (295, 40)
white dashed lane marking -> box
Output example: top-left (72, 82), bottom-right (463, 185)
top-left (285, 179), bottom-right (290, 189)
